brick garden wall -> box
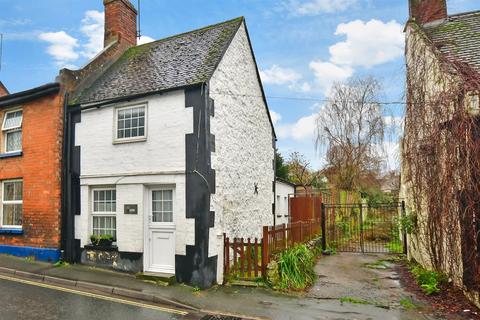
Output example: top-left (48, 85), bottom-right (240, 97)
top-left (0, 92), bottom-right (64, 249)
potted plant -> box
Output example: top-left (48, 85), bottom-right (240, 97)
top-left (90, 234), bottom-right (114, 247)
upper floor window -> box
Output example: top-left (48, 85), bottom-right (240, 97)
top-left (2, 180), bottom-right (23, 228)
top-left (2, 109), bottom-right (22, 153)
top-left (115, 105), bottom-right (146, 143)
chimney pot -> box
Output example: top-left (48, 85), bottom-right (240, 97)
top-left (409, 0), bottom-right (448, 25)
top-left (104, 0), bottom-right (137, 47)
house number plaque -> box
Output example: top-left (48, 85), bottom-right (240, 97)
top-left (124, 204), bottom-right (138, 215)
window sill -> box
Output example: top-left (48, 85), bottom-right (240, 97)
top-left (0, 151), bottom-right (22, 159)
top-left (113, 137), bottom-right (147, 145)
top-left (0, 228), bottom-right (23, 235)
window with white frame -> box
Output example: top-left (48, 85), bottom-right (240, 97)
top-left (2, 180), bottom-right (23, 227)
top-left (2, 109), bottom-right (23, 153)
top-left (116, 105), bottom-right (146, 141)
top-left (92, 189), bottom-right (116, 239)
top-left (152, 190), bottom-right (173, 223)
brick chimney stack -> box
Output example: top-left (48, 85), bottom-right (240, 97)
top-left (409, 0), bottom-right (448, 25)
top-left (0, 81), bottom-right (9, 97)
top-left (104, 0), bottom-right (137, 47)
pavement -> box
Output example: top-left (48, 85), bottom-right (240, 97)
top-left (0, 253), bottom-right (444, 320)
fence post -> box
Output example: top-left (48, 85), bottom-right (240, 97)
top-left (224, 233), bottom-right (230, 278)
top-left (321, 203), bottom-right (327, 252)
top-left (359, 204), bottom-right (364, 253)
top-left (402, 200), bottom-right (408, 255)
top-left (282, 223), bottom-right (286, 249)
top-left (261, 226), bottom-right (269, 278)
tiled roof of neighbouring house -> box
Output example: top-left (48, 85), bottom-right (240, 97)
top-left (424, 10), bottom-right (480, 73)
top-left (73, 17), bottom-right (244, 104)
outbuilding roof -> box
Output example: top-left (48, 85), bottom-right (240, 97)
top-left (73, 17), bottom-right (244, 104)
top-left (424, 10), bottom-right (480, 73)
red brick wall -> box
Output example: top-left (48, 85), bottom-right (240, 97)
top-left (0, 82), bottom-right (8, 97)
top-left (104, 0), bottom-right (137, 47)
top-left (0, 93), bottom-right (64, 249)
top-left (409, 0), bottom-right (447, 25)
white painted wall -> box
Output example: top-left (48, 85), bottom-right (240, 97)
top-left (74, 91), bottom-right (195, 257)
top-left (275, 180), bottom-right (295, 225)
top-left (209, 22), bottom-right (276, 282)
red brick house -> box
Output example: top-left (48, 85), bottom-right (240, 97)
top-left (0, 82), bottom-right (8, 97)
top-left (0, 83), bottom-right (64, 261)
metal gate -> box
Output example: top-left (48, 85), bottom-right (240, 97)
top-left (321, 202), bottom-right (406, 254)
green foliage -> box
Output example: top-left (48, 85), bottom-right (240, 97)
top-left (340, 296), bottom-right (371, 305)
top-left (276, 245), bottom-right (316, 290)
top-left (386, 241), bottom-right (403, 254)
top-left (90, 234), bottom-right (114, 245)
top-left (192, 286), bottom-right (201, 292)
top-left (362, 188), bottom-right (396, 206)
top-left (275, 149), bottom-right (290, 181)
top-left (397, 214), bottom-right (417, 234)
top-left (53, 260), bottom-right (70, 268)
top-left (410, 264), bottom-right (447, 295)
top-left (399, 297), bottom-right (417, 310)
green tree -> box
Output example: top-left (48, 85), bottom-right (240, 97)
top-left (275, 149), bottom-right (289, 180)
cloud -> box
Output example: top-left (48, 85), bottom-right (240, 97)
top-left (288, 0), bottom-right (357, 16)
top-left (39, 31), bottom-right (79, 66)
top-left (270, 110), bottom-right (282, 125)
top-left (260, 64), bottom-right (311, 92)
top-left (277, 113), bottom-right (318, 141)
top-left (80, 10), bottom-right (104, 59)
top-left (329, 19), bottom-right (404, 68)
top-left (309, 60), bottom-right (353, 94)
top-left (138, 35), bottom-right (155, 45)
top-left (307, 19), bottom-right (403, 94)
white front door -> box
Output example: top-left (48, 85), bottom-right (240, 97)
top-left (145, 188), bottom-right (175, 274)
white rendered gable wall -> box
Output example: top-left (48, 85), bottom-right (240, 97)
top-left (209, 22), bottom-right (275, 282)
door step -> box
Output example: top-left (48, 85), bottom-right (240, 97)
top-left (136, 272), bottom-right (176, 286)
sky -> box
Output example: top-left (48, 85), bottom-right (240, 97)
top-left (0, 0), bottom-right (478, 170)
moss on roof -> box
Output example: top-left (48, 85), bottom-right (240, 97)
top-left (73, 17), bottom-right (244, 104)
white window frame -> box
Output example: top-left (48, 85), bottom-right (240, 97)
top-left (150, 188), bottom-right (175, 225)
top-left (1, 179), bottom-right (23, 229)
top-left (2, 108), bottom-right (23, 153)
top-left (113, 103), bottom-right (148, 144)
top-left (91, 187), bottom-right (117, 240)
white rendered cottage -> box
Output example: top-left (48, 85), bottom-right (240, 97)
top-left (63, 3), bottom-right (276, 288)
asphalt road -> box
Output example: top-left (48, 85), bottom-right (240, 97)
top-left (0, 276), bottom-right (206, 320)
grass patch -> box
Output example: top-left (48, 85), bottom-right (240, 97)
top-left (409, 263), bottom-right (447, 295)
top-left (364, 259), bottom-right (389, 270)
top-left (386, 241), bottom-right (403, 254)
top-left (53, 260), bottom-right (70, 268)
top-left (276, 244), bottom-right (316, 290)
top-left (399, 297), bottom-right (417, 310)
top-left (340, 296), bottom-right (371, 305)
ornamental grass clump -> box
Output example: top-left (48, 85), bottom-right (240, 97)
top-left (277, 244), bottom-right (316, 290)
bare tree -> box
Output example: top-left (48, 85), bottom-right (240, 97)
top-left (315, 77), bottom-right (385, 190)
top-left (287, 152), bottom-right (319, 192)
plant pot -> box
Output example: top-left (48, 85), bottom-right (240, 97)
top-left (98, 239), bottom-right (113, 247)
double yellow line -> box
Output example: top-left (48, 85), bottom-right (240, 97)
top-left (0, 274), bottom-right (188, 316)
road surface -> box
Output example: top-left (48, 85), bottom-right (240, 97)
top-left (0, 275), bottom-right (208, 320)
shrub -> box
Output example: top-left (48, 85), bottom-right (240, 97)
top-left (410, 264), bottom-right (446, 295)
top-left (277, 244), bottom-right (316, 290)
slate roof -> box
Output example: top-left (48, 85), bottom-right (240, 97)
top-left (74, 17), bottom-right (244, 104)
top-left (424, 10), bottom-right (480, 73)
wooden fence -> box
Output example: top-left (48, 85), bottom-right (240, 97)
top-left (223, 219), bottom-right (322, 281)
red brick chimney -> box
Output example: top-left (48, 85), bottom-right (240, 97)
top-left (104, 0), bottom-right (137, 47)
top-left (409, 0), bottom-right (448, 25)
top-left (0, 81), bottom-right (9, 97)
